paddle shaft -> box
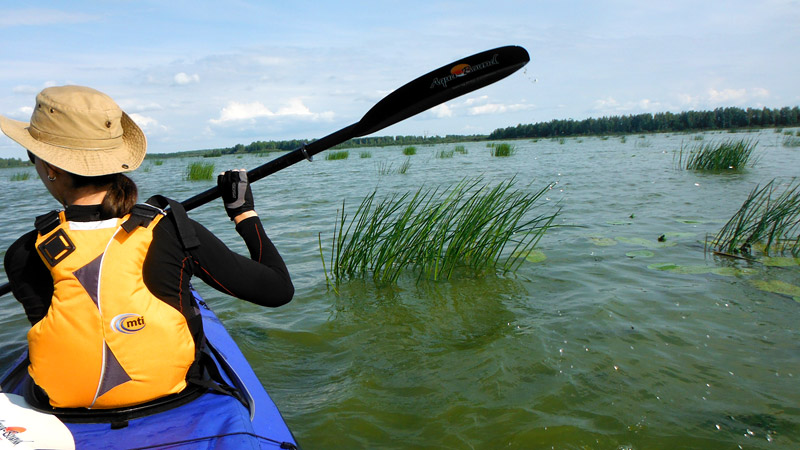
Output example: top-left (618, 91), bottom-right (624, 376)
top-left (0, 45), bottom-right (530, 296)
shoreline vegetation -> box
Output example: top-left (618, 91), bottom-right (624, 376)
top-left (1, 106), bottom-right (798, 167)
top-left (156, 105), bottom-right (797, 159)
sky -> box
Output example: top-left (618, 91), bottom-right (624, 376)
top-left (0, 0), bottom-right (798, 158)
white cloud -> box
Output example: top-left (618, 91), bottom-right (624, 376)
top-left (426, 95), bottom-right (532, 118)
top-left (463, 95), bottom-right (490, 106)
top-left (708, 88), bottom-right (747, 104)
top-left (468, 103), bottom-right (530, 116)
top-left (129, 113), bottom-right (167, 133)
top-left (676, 87), bottom-right (771, 110)
top-left (209, 98), bottom-right (335, 125)
top-left (4, 106), bottom-right (33, 120)
top-left (211, 101), bottom-right (272, 123)
top-left (431, 104), bottom-right (453, 118)
top-left (174, 73), bottom-right (200, 85)
top-left (275, 98), bottom-right (312, 116)
top-left (593, 96), bottom-right (620, 110)
top-left (707, 87), bottom-right (769, 104)
top-left (591, 96), bottom-right (664, 114)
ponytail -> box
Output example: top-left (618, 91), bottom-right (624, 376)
top-left (70, 173), bottom-right (138, 218)
top-left (101, 174), bottom-right (138, 217)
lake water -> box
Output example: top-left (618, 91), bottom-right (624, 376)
top-left (1, 130), bottom-right (799, 449)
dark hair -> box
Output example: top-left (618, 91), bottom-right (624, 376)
top-left (70, 173), bottom-right (138, 218)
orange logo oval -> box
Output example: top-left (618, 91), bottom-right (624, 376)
top-left (450, 64), bottom-right (471, 76)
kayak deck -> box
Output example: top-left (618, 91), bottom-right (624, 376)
top-left (0, 291), bottom-right (299, 450)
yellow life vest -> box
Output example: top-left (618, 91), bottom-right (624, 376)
top-left (28, 208), bottom-right (196, 409)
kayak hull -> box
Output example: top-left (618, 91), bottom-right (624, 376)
top-left (0, 291), bottom-right (299, 450)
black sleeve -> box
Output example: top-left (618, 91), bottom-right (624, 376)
top-left (4, 230), bottom-right (54, 325)
top-left (189, 216), bottom-right (294, 307)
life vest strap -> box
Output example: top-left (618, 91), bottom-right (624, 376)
top-left (121, 203), bottom-right (166, 233)
top-left (145, 195), bottom-right (201, 250)
top-left (34, 210), bottom-right (62, 235)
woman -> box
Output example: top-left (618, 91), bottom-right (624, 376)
top-left (0, 85), bottom-right (293, 409)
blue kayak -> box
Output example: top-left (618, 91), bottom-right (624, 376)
top-left (0, 291), bottom-right (299, 450)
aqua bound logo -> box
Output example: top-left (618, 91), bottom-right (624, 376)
top-left (0, 421), bottom-right (26, 446)
top-left (111, 313), bottom-right (146, 334)
top-left (429, 54), bottom-right (500, 89)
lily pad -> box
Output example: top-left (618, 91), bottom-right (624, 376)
top-left (626, 250), bottom-right (655, 258)
top-left (616, 237), bottom-right (677, 248)
top-left (513, 249), bottom-right (547, 263)
top-left (749, 279), bottom-right (800, 300)
top-left (761, 257), bottom-right (800, 267)
top-left (589, 237), bottom-right (618, 247)
top-left (647, 263), bottom-right (713, 274)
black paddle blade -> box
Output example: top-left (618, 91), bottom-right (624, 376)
top-left (355, 45), bottom-right (530, 137)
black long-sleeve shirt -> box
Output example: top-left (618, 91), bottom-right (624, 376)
top-left (4, 204), bottom-right (293, 325)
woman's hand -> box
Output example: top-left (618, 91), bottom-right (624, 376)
top-left (217, 169), bottom-right (257, 223)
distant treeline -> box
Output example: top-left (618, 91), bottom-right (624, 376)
top-left (153, 135), bottom-right (487, 158)
top-left (0, 157), bottom-right (30, 168)
top-left (488, 106), bottom-right (800, 140)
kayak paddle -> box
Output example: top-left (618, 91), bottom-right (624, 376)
top-left (181, 45), bottom-right (529, 210)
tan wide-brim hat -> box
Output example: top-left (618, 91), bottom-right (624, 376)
top-left (0, 85), bottom-right (146, 176)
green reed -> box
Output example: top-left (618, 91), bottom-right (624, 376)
top-left (710, 179), bottom-right (800, 257)
top-left (360, 151), bottom-right (373, 158)
top-left (320, 177), bottom-right (559, 285)
top-left (491, 143), bottom-right (516, 157)
top-left (677, 138), bottom-right (757, 171)
top-left (153, 160), bottom-right (164, 166)
top-left (783, 136), bottom-right (800, 148)
top-left (185, 161), bottom-right (215, 181)
top-left (326, 150), bottom-right (350, 160)
top-left (10, 172), bottom-right (31, 181)
top-left (436, 149), bottom-right (455, 159)
top-left (397, 158), bottom-right (411, 174)
top-left (402, 146), bottom-right (417, 156)
top-left (376, 161), bottom-right (393, 175)
top-left (454, 145), bottom-right (467, 154)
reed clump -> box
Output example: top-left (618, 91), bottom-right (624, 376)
top-left (319, 177), bottom-right (559, 285)
top-left (398, 158), bottom-right (411, 174)
top-left (360, 151), bottom-right (373, 158)
top-left (403, 146), bottom-right (417, 156)
top-left (186, 161), bottom-right (214, 181)
top-left (436, 149), bottom-right (455, 159)
top-left (783, 136), bottom-right (800, 148)
top-left (711, 179), bottom-right (800, 257)
top-left (326, 150), bottom-right (350, 160)
top-left (10, 172), bottom-right (31, 181)
top-left (454, 145), bottom-right (467, 154)
top-left (376, 158), bottom-right (411, 175)
top-left (677, 138), bottom-right (758, 171)
top-left (491, 143), bottom-right (516, 157)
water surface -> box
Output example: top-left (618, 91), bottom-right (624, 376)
top-left (1, 130), bottom-right (798, 448)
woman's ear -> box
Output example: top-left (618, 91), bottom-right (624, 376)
top-left (43, 162), bottom-right (64, 180)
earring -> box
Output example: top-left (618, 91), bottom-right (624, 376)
top-left (48, 175), bottom-right (56, 182)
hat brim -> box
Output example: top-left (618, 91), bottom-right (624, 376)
top-left (0, 112), bottom-right (147, 177)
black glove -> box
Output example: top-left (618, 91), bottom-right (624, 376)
top-left (217, 169), bottom-right (255, 220)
